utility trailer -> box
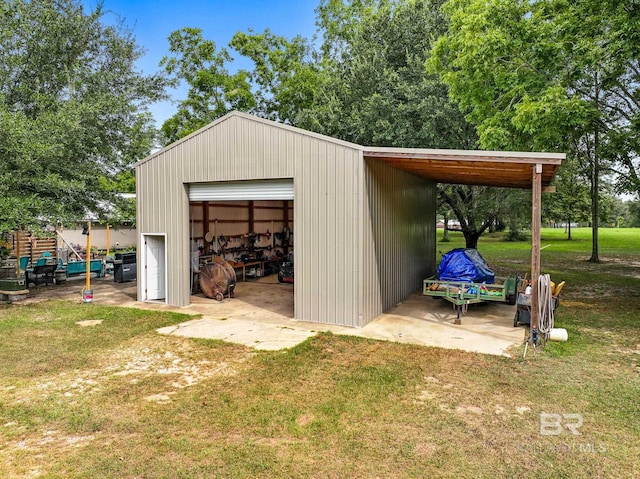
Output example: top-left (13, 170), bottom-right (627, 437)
top-left (423, 276), bottom-right (518, 324)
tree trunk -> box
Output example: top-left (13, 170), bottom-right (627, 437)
top-left (509, 213), bottom-right (520, 240)
top-left (589, 76), bottom-right (600, 263)
top-left (463, 230), bottom-right (481, 249)
top-left (589, 151), bottom-right (599, 262)
top-left (588, 134), bottom-right (600, 262)
top-left (443, 213), bottom-right (450, 241)
top-left (567, 214), bottom-right (572, 240)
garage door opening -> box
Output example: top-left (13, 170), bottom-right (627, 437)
top-left (187, 180), bottom-right (294, 318)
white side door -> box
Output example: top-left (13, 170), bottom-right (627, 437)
top-left (145, 235), bottom-right (166, 301)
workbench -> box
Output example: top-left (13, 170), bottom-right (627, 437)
top-left (230, 261), bottom-right (264, 281)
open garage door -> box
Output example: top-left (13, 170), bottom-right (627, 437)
top-left (189, 179), bottom-right (294, 201)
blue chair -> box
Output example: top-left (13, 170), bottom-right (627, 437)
top-left (36, 252), bottom-right (54, 267)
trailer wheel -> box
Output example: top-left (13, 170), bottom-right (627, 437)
top-left (507, 293), bottom-right (517, 305)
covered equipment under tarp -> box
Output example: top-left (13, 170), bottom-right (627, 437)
top-left (436, 248), bottom-right (495, 283)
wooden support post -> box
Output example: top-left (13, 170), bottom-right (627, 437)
top-left (106, 224), bottom-right (111, 258)
top-left (85, 221), bottom-right (91, 292)
top-left (15, 230), bottom-right (21, 277)
top-left (283, 200), bottom-right (290, 256)
top-left (248, 200), bottom-right (254, 232)
top-left (283, 200), bottom-right (289, 228)
top-left (530, 164), bottom-right (542, 341)
top-left (202, 202), bottom-right (209, 254)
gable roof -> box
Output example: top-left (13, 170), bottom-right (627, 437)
top-left (138, 111), bottom-right (564, 189)
top-left (137, 111), bottom-right (361, 168)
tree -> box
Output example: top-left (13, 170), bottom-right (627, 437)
top-left (500, 190), bottom-right (531, 241)
top-left (439, 185), bottom-right (517, 248)
top-left (628, 200), bottom-right (640, 227)
top-left (542, 156), bottom-right (591, 239)
top-left (301, 0), bottom-right (514, 249)
top-left (430, 0), bottom-right (640, 262)
top-left (436, 200), bottom-right (453, 242)
top-left (230, 29), bottom-right (321, 125)
top-left (604, 197), bottom-right (630, 228)
top-left (0, 0), bottom-right (166, 233)
top-left (303, 0), bottom-right (477, 149)
top-left (160, 28), bottom-right (256, 144)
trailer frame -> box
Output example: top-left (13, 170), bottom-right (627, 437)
top-left (423, 276), bottom-right (519, 324)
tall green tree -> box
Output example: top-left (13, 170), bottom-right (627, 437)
top-left (430, 0), bottom-right (640, 261)
top-left (160, 27), bottom-right (256, 144)
top-left (304, 0), bottom-right (476, 149)
top-left (0, 0), bottom-right (166, 232)
top-left (542, 157), bottom-right (591, 239)
top-left (628, 200), bottom-right (640, 227)
top-left (160, 26), bottom-right (320, 138)
top-left (302, 0), bottom-right (513, 249)
top-left (230, 29), bottom-right (320, 125)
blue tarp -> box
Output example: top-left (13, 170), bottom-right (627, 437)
top-left (436, 248), bottom-right (495, 283)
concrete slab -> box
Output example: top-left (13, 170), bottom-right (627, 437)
top-left (157, 318), bottom-right (318, 351)
top-left (343, 294), bottom-right (526, 356)
top-left (22, 276), bottom-right (525, 356)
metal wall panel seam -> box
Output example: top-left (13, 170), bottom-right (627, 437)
top-left (357, 149), bottom-right (366, 327)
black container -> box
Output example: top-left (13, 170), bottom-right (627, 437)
top-left (115, 252), bottom-right (136, 264)
top-left (114, 252), bottom-right (136, 282)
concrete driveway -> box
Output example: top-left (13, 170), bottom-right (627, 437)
top-left (23, 276), bottom-right (526, 356)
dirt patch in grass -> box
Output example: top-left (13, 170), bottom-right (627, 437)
top-left (2, 328), bottom-right (638, 478)
top-left (1, 336), bottom-right (253, 477)
top-left (2, 239), bottom-right (640, 479)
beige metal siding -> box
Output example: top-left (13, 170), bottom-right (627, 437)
top-left (137, 115), bottom-right (298, 307)
top-left (136, 150), bottom-right (191, 306)
top-left (137, 113), bottom-right (363, 324)
top-left (295, 138), bottom-right (361, 326)
top-left (360, 158), bottom-right (436, 324)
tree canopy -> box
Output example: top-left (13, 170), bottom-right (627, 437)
top-left (0, 0), bottom-right (167, 233)
top-left (301, 0), bottom-right (477, 149)
top-left (159, 27), bottom-right (256, 143)
top-left (430, 0), bottom-right (640, 258)
top-left (300, 0), bottom-right (518, 248)
top-left (230, 29), bottom-right (320, 125)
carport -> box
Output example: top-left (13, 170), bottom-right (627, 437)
top-left (363, 147), bottom-right (564, 335)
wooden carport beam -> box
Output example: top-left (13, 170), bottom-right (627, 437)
top-left (530, 163), bottom-right (542, 340)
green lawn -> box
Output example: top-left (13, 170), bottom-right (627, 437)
top-left (0, 228), bottom-right (639, 478)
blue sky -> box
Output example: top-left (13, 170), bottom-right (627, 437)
top-left (83, 0), bottom-right (319, 126)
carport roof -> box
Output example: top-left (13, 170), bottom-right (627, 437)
top-left (363, 146), bottom-right (565, 189)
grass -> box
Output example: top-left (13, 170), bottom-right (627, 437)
top-left (0, 227), bottom-right (639, 478)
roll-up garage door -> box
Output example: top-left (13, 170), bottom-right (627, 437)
top-left (189, 179), bottom-right (294, 201)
